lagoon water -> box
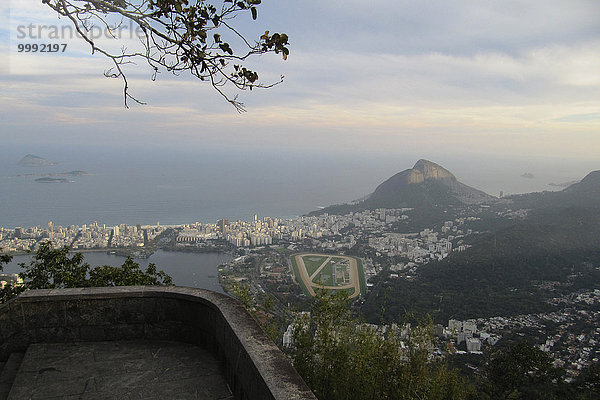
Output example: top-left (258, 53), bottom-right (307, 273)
top-left (1, 250), bottom-right (232, 292)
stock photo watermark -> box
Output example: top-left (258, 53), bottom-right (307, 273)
top-left (16, 19), bottom-right (145, 41)
top-left (13, 20), bottom-right (145, 54)
top-left (6, 0), bottom-right (148, 75)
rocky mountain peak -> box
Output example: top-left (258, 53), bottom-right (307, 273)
top-left (412, 159), bottom-right (456, 181)
top-left (311, 158), bottom-right (495, 216)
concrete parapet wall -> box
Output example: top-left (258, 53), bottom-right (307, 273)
top-left (0, 286), bottom-right (316, 400)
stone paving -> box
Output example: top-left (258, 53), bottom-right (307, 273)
top-left (8, 340), bottom-right (233, 400)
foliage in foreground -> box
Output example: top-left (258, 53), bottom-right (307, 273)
top-left (290, 291), bottom-right (474, 400)
top-left (477, 341), bottom-right (599, 400)
top-left (478, 341), bottom-right (562, 399)
top-left (0, 242), bottom-right (172, 303)
top-left (0, 249), bottom-right (15, 303)
top-left (229, 281), bottom-right (281, 343)
top-left (286, 291), bottom-right (600, 400)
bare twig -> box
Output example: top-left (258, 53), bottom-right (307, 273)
top-left (42, 0), bottom-right (289, 109)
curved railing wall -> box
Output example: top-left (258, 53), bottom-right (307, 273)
top-left (0, 286), bottom-right (316, 400)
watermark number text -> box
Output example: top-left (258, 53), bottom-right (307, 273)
top-left (17, 43), bottom-right (67, 53)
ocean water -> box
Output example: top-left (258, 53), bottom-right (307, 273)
top-left (0, 145), bottom-right (387, 228)
top-left (0, 143), bottom-right (597, 229)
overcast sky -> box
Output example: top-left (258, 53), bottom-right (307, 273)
top-left (1, 0), bottom-right (599, 162)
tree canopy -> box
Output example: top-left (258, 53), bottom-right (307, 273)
top-left (0, 251), bottom-right (11, 269)
top-left (42, 0), bottom-right (290, 110)
top-left (0, 242), bottom-right (172, 303)
top-left (476, 341), bottom-right (578, 400)
top-left (0, 250), bottom-right (15, 303)
top-left (290, 290), bottom-right (474, 400)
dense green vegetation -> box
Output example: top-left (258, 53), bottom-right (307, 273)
top-left (0, 251), bottom-right (11, 268)
top-left (285, 292), bottom-right (600, 400)
top-left (309, 181), bottom-right (457, 232)
top-left (475, 341), bottom-right (599, 400)
top-left (0, 242), bottom-right (172, 303)
top-left (290, 291), bottom-right (474, 400)
top-left (363, 206), bottom-right (600, 323)
top-left (229, 281), bottom-right (282, 344)
top-left (367, 178), bottom-right (462, 209)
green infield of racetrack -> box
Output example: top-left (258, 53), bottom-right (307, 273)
top-left (302, 255), bottom-right (329, 277)
top-left (291, 253), bottom-right (367, 298)
top-left (312, 263), bottom-right (334, 286)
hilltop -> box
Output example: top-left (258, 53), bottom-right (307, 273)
top-left (310, 160), bottom-right (494, 227)
top-left (364, 159), bottom-right (493, 207)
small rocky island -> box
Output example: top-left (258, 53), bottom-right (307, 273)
top-left (18, 154), bottom-right (57, 167)
top-left (520, 172), bottom-right (535, 179)
top-left (35, 177), bottom-right (69, 183)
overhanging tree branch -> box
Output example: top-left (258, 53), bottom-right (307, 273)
top-left (42, 0), bottom-right (290, 110)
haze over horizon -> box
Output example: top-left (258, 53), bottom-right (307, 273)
top-left (0, 143), bottom-right (597, 229)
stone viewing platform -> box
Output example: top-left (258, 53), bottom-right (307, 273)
top-left (9, 340), bottom-right (231, 399)
top-left (0, 286), bottom-right (316, 400)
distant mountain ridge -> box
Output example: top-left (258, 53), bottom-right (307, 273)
top-left (563, 170), bottom-right (600, 197)
top-left (510, 169), bottom-right (600, 211)
top-left (313, 159), bottom-right (493, 216)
